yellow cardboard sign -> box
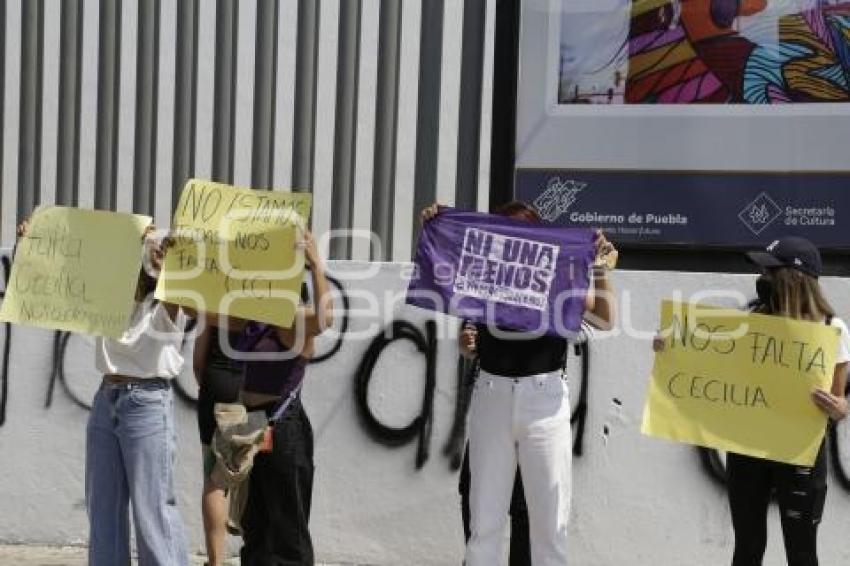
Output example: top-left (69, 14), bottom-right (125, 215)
top-left (641, 300), bottom-right (839, 466)
top-left (0, 206), bottom-right (152, 338)
top-left (155, 179), bottom-right (312, 328)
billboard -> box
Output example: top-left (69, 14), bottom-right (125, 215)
top-left (515, 0), bottom-right (850, 248)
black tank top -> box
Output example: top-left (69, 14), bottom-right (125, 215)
top-left (206, 326), bottom-right (243, 372)
top-left (476, 324), bottom-right (567, 377)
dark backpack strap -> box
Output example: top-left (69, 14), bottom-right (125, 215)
top-left (269, 378), bottom-right (306, 423)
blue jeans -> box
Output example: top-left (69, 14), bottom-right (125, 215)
top-left (86, 379), bottom-right (188, 566)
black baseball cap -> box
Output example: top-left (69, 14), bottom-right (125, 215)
top-left (745, 236), bottom-right (822, 278)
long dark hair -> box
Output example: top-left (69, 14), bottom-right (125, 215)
top-left (135, 268), bottom-right (158, 302)
top-left (135, 233), bottom-right (162, 302)
top-left (495, 201), bottom-right (541, 223)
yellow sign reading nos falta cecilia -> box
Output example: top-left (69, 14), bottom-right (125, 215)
top-left (0, 207), bottom-right (152, 338)
top-left (155, 179), bottom-right (312, 328)
top-left (641, 300), bottom-right (839, 466)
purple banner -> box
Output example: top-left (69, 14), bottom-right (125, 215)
top-left (406, 208), bottom-right (595, 337)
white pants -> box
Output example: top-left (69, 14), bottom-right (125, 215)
top-left (465, 370), bottom-right (572, 566)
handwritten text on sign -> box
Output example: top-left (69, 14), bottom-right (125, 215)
top-left (641, 300), bottom-right (839, 466)
top-left (454, 228), bottom-right (559, 311)
top-left (0, 207), bottom-right (152, 338)
top-left (154, 179), bottom-right (312, 328)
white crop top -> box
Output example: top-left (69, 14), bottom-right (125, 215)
top-left (96, 297), bottom-right (188, 379)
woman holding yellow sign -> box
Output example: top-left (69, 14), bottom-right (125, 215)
top-left (192, 228), bottom-right (330, 566)
top-left (655, 236), bottom-right (849, 566)
top-left (233, 229), bottom-right (333, 566)
top-left (83, 226), bottom-right (191, 566)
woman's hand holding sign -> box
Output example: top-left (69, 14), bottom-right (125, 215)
top-left (812, 379), bottom-right (849, 421)
top-left (420, 203), bottom-right (442, 224)
top-left (593, 230), bottom-right (617, 272)
top-left (585, 230), bottom-right (617, 331)
top-left (296, 229), bottom-right (320, 269)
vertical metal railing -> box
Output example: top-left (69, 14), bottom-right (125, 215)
top-left (0, 0), bottom-right (495, 260)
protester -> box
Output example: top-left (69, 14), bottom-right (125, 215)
top-left (421, 202), bottom-right (616, 566)
top-left (81, 226), bottom-right (191, 566)
top-left (233, 229), bottom-right (333, 566)
top-left (654, 236), bottom-right (849, 566)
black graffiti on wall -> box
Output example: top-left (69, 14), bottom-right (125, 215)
top-left (3, 252), bottom-right (850, 489)
top-left (353, 320), bottom-right (437, 469)
top-left (0, 255), bottom-right (12, 427)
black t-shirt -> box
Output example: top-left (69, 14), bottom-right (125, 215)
top-left (476, 324), bottom-right (567, 377)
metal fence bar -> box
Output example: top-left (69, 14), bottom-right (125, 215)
top-left (171, 0), bottom-right (198, 209)
top-left (132, 0), bottom-right (159, 215)
top-left (370, 0), bottom-right (401, 261)
top-left (329, 0), bottom-right (361, 260)
top-left (211, 0), bottom-right (237, 183)
top-left (0, 0), bottom-right (494, 255)
top-left (291, 0), bottom-right (319, 192)
top-left (488, 0), bottom-right (519, 211)
top-left (454, 0), bottom-right (486, 210)
top-left (94, 0), bottom-right (120, 211)
top-left (411, 0), bottom-right (444, 252)
top-left (55, 0), bottom-right (82, 208)
top-left (17, 0), bottom-right (43, 219)
top-left (251, 0), bottom-right (278, 189)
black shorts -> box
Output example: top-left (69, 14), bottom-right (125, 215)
top-left (197, 365), bottom-right (244, 445)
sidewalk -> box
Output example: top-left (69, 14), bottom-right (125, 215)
top-left (0, 545), bottom-right (217, 565)
top-left (0, 545), bottom-right (351, 565)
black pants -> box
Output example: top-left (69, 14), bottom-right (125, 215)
top-left (460, 446), bottom-right (531, 566)
top-left (728, 445), bottom-right (827, 566)
top-left (240, 401), bottom-right (315, 566)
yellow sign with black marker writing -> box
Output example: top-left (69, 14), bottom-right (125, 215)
top-left (641, 300), bottom-right (839, 466)
top-left (155, 179), bottom-right (312, 328)
top-left (0, 206), bottom-right (152, 338)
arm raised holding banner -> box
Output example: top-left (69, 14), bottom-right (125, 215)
top-left (273, 229), bottom-right (334, 349)
top-left (421, 202), bottom-right (618, 331)
top-left (584, 230), bottom-right (617, 332)
top-left (419, 200), bottom-right (617, 564)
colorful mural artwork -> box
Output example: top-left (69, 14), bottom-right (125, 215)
top-left (558, 0), bottom-right (850, 104)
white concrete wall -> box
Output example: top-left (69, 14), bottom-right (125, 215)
top-left (1, 260), bottom-right (850, 565)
